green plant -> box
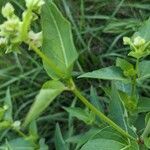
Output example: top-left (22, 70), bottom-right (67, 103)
top-left (0, 0), bottom-right (150, 149)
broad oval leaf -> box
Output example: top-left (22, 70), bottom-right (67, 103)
top-left (79, 66), bottom-right (128, 81)
top-left (24, 80), bottom-right (65, 127)
top-left (80, 139), bottom-right (125, 150)
top-left (41, 1), bottom-right (78, 79)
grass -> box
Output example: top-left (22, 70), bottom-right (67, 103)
top-left (0, 0), bottom-right (150, 149)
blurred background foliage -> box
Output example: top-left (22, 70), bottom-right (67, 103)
top-left (0, 0), bottom-right (150, 148)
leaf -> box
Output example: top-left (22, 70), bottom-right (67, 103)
top-left (137, 97), bottom-right (150, 113)
top-left (66, 128), bottom-right (102, 149)
top-left (55, 123), bottom-right (69, 150)
top-left (64, 107), bottom-right (95, 124)
top-left (41, 1), bottom-right (78, 79)
top-left (24, 80), bottom-right (65, 127)
top-left (80, 139), bottom-right (125, 150)
top-left (0, 107), bottom-right (5, 121)
top-left (4, 88), bottom-right (13, 122)
top-left (90, 86), bottom-right (103, 113)
top-left (138, 61), bottom-right (150, 81)
top-left (39, 138), bottom-right (49, 150)
top-left (134, 18), bottom-right (150, 41)
top-left (109, 83), bottom-right (137, 138)
top-left (92, 127), bottom-right (127, 144)
top-left (116, 58), bottom-right (136, 77)
top-left (1, 138), bottom-right (34, 150)
top-left (29, 120), bottom-right (38, 140)
top-left (79, 66), bottom-right (128, 81)
top-left (114, 81), bottom-right (132, 95)
top-left (109, 83), bottom-right (128, 131)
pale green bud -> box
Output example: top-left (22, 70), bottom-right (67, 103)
top-left (2, 3), bottom-right (15, 19)
top-left (0, 38), bottom-right (7, 46)
top-left (12, 120), bottom-right (21, 129)
top-left (25, 0), bottom-right (45, 11)
top-left (133, 36), bottom-right (145, 47)
top-left (0, 17), bottom-right (21, 38)
top-left (28, 31), bottom-right (42, 48)
top-left (4, 18), bottom-right (20, 32)
top-left (3, 105), bottom-right (9, 110)
top-left (123, 37), bottom-right (131, 45)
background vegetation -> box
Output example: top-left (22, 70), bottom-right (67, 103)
top-left (0, 0), bottom-right (150, 149)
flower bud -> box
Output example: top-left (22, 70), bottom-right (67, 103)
top-left (28, 31), bottom-right (42, 48)
top-left (2, 3), bottom-right (15, 19)
top-left (133, 36), bottom-right (145, 47)
top-left (3, 105), bottom-right (9, 110)
top-left (123, 37), bottom-right (131, 45)
top-left (25, 0), bottom-right (45, 12)
top-left (12, 120), bottom-right (21, 129)
top-left (0, 38), bottom-right (7, 46)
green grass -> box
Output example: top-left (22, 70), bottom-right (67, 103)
top-left (0, 0), bottom-right (150, 149)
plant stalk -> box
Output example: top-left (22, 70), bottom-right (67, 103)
top-left (72, 84), bottom-right (135, 140)
top-left (28, 43), bottom-right (135, 140)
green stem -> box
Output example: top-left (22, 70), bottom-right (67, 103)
top-left (21, 9), bottom-right (33, 41)
top-left (27, 42), bottom-right (65, 78)
top-left (13, 128), bottom-right (27, 138)
top-left (131, 58), bottom-right (139, 97)
top-left (136, 58), bottom-right (139, 78)
top-left (71, 82), bottom-right (135, 140)
top-left (141, 118), bottom-right (150, 140)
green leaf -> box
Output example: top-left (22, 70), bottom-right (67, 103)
top-left (0, 107), bottom-right (5, 121)
top-left (137, 97), bottom-right (150, 113)
top-left (39, 138), bottom-right (49, 150)
top-left (64, 107), bottom-right (95, 124)
top-left (29, 120), bottom-right (38, 140)
top-left (79, 66), bottom-right (128, 81)
top-left (1, 138), bottom-right (34, 150)
top-left (109, 83), bottom-right (128, 131)
top-left (66, 128), bottom-right (102, 149)
top-left (24, 80), bottom-right (65, 126)
top-left (90, 86), bottom-right (103, 113)
top-left (80, 139), bottom-right (125, 150)
top-left (55, 123), bottom-right (69, 150)
top-left (109, 83), bottom-right (137, 138)
top-left (134, 18), bottom-right (150, 41)
top-left (138, 61), bottom-right (150, 81)
top-left (116, 58), bottom-right (136, 77)
top-left (144, 136), bottom-right (150, 149)
top-left (41, 1), bottom-right (78, 79)
top-left (4, 88), bottom-right (13, 122)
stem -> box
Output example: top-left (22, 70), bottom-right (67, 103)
top-left (13, 128), bottom-right (27, 138)
top-left (131, 58), bottom-right (139, 97)
top-left (27, 42), bottom-right (65, 78)
top-left (71, 81), bottom-right (135, 140)
top-left (136, 58), bottom-right (139, 78)
top-left (21, 9), bottom-right (32, 41)
top-left (141, 118), bottom-right (150, 140)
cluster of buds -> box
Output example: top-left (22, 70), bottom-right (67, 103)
top-left (0, 0), bottom-right (44, 55)
top-left (123, 36), bottom-right (150, 59)
top-left (25, 0), bottom-right (45, 14)
top-left (0, 3), bottom-right (21, 54)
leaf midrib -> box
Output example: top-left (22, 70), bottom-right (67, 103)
top-left (49, 5), bottom-right (69, 68)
